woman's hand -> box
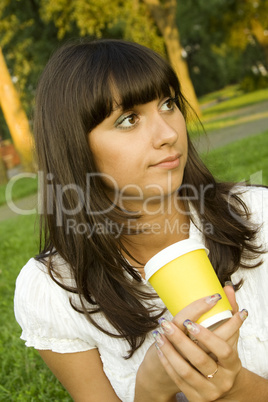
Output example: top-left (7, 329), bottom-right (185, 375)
top-left (135, 293), bottom-right (241, 401)
top-left (154, 308), bottom-right (247, 402)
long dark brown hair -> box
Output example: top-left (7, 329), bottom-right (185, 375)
top-left (34, 39), bottom-right (263, 358)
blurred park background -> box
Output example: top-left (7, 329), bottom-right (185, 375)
top-left (0, 0), bottom-right (268, 400)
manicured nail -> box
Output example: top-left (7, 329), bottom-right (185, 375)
top-left (205, 293), bottom-right (222, 305)
top-left (158, 317), bottom-right (174, 335)
top-left (224, 281), bottom-right (235, 289)
top-left (239, 309), bottom-right (248, 321)
top-left (152, 330), bottom-right (164, 347)
top-left (183, 319), bottom-right (200, 335)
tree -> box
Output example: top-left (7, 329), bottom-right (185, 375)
top-left (40, 0), bottom-right (201, 115)
top-left (176, 0), bottom-right (244, 96)
top-left (141, 0), bottom-right (201, 115)
top-left (0, 47), bottom-right (35, 171)
top-left (0, 0), bottom-right (201, 119)
top-left (0, 0), bottom-right (77, 112)
top-left (217, 0), bottom-right (268, 68)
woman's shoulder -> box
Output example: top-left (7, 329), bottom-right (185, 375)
top-left (14, 255), bottom-right (75, 332)
top-left (14, 255), bottom-right (74, 311)
top-left (15, 254), bottom-right (74, 291)
top-left (14, 256), bottom-right (97, 353)
top-left (15, 256), bottom-right (50, 286)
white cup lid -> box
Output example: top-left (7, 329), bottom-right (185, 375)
top-left (144, 238), bottom-right (209, 281)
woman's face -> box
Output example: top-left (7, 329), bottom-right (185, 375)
top-left (88, 95), bottom-right (188, 210)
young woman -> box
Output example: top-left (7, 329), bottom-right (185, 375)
top-left (14, 39), bottom-right (268, 401)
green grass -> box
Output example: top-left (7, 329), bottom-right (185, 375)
top-left (201, 108), bottom-right (268, 133)
top-left (0, 214), bottom-right (71, 401)
top-left (194, 85), bottom-right (268, 134)
top-left (201, 131), bottom-right (268, 185)
top-left (201, 87), bottom-right (268, 120)
top-left (0, 175), bottom-right (38, 206)
top-left (199, 84), bottom-right (242, 105)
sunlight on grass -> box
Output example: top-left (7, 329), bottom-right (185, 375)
top-left (202, 110), bottom-right (268, 132)
top-left (201, 131), bottom-right (268, 185)
top-left (202, 87), bottom-right (268, 120)
top-left (199, 84), bottom-right (242, 105)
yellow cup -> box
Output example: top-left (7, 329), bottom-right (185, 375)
top-left (144, 239), bottom-right (232, 328)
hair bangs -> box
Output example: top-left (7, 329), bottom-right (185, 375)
top-left (84, 40), bottom-right (182, 132)
top-left (109, 42), bottom-right (181, 111)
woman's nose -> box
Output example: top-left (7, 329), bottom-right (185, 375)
top-left (151, 115), bottom-right (178, 149)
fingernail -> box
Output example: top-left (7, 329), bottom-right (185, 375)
top-left (239, 309), bottom-right (248, 321)
top-left (205, 293), bottom-right (222, 305)
top-left (183, 319), bottom-right (200, 335)
top-left (158, 317), bottom-right (175, 335)
top-left (224, 281), bottom-right (235, 289)
top-left (152, 330), bottom-right (164, 347)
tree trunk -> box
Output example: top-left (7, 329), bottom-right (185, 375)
top-left (142, 0), bottom-right (201, 117)
top-left (0, 48), bottom-right (35, 172)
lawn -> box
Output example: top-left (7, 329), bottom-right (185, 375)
top-left (201, 131), bottom-right (268, 186)
top-left (198, 85), bottom-right (268, 133)
top-left (0, 174), bottom-right (38, 207)
top-left (0, 214), bottom-right (71, 401)
top-left (200, 85), bottom-right (268, 119)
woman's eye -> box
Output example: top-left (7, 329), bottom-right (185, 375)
top-left (161, 98), bottom-right (176, 111)
top-left (115, 114), bottom-right (139, 129)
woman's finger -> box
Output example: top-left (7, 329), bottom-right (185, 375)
top-left (153, 326), bottom-right (232, 400)
top-left (158, 319), bottom-right (221, 378)
top-left (155, 345), bottom-right (209, 402)
top-left (183, 311), bottom-right (248, 370)
top-left (212, 309), bottom-right (248, 342)
top-left (172, 293), bottom-right (222, 330)
top-left (191, 308), bottom-right (246, 354)
top-left (223, 284), bottom-right (239, 313)
top-left (155, 342), bottom-right (205, 401)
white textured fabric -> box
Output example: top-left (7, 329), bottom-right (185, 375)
top-left (14, 186), bottom-right (268, 401)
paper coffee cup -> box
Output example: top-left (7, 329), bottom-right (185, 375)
top-left (144, 239), bottom-right (232, 328)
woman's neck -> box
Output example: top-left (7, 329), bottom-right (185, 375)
top-left (120, 195), bottom-right (190, 274)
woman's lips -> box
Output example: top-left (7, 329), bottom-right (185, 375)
top-left (151, 154), bottom-right (181, 169)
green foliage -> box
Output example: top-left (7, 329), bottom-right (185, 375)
top-left (40, 0), bottom-right (165, 54)
top-left (0, 0), bottom-right (165, 119)
top-left (177, 0), bottom-right (241, 96)
top-left (0, 107), bottom-right (10, 140)
top-left (1, 0), bottom-right (268, 116)
top-left (220, 0), bottom-right (268, 50)
top-left (177, 0), bottom-right (268, 95)
top-left (239, 72), bottom-right (268, 92)
top-left (0, 0), bottom-right (79, 113)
